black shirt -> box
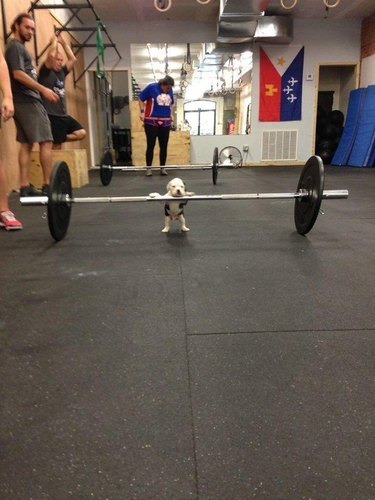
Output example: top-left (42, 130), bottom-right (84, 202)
top-left (38, 63), bottom-right (69, 116)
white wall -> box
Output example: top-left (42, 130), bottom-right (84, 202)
top-left (360, 54), bottom-right (375, 86)
top-left (248, 19), bottom-right (361, 164)
top-left (85, 18), bottom-right (362, 165)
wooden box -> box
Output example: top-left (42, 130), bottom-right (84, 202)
top-left (130, 101), bottom-right (191, 166)
top-left (30, 149), bottom-right (89, 188)
top-left (131, 130), bottom-right (190, 166)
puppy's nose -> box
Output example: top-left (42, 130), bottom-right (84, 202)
top-left (176, 189), bottom-right (181, 195)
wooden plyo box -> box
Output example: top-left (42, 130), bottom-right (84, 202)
top-left (30, 149), bottom-right (89, 188)
top-left (129, 101), bottom-right (191, 166)
top-left (131, 130), bottom-right (190, 166)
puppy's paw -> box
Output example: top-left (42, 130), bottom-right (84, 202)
top-left (181, 226), bottom-right (190, 232)
top-left (149, 192), bottom-right (161, 198)
top-left (186, 191), bottom-right (195, 197)
top-left (162, 227), bottom-right (169, 233)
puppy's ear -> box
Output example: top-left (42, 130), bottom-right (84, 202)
top-left (166, 180), bottom-right (172, 192)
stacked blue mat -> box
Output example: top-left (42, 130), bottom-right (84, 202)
top-left (331, 84), bottom-right (375, 167)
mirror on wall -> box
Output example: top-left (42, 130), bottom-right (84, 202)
top-left (92, 70), bottom-right (132, 165)
top-left (130, 43), bottom-right (253, 135)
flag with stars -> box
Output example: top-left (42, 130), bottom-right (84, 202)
top-left (259, 46), bottom-right (304, 121)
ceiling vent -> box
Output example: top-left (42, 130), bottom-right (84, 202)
top-left (217, 0), bottom-right (293, 44)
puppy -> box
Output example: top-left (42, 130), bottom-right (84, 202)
top-left (150, 177), bottom-right (194, 233)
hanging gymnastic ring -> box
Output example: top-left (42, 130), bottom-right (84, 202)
top-left (323, 0), bottom-right (341, 8)
top-left (154, 0), bottom-right (172, 12)
top-left (280, 0), bottom-right (298, 9)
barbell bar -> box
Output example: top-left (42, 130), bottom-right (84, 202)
top-left (21, 190), bottom-right (348, 206)
top-left (96, 148), bottom-right (220, 186)
top-left (20, 155), bottom-right (349, 242)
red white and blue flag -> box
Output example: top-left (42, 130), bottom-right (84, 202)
top-left (259, 46), bottom-right (304, 122)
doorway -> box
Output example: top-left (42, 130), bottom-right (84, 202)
top-left (314, 63), bottom-right (359, 163)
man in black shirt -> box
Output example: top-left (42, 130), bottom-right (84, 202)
top-left (38, 32), bottom-right (86, 148)
top-left (5, 13), bottom-right (59, 196)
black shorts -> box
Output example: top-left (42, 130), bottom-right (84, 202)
top-left (48, 114), bottom-right (83, 144)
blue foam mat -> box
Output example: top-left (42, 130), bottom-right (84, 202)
top-left (368, 142), bottom-right (375, 167)
top-left (331, 88), bottom-right (365, 166)
top-left (348, 85), bottom-right (375, 167)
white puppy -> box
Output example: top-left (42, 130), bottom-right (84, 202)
top-left (150, 177), bottom-right (194, 233)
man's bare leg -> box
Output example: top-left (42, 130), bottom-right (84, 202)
top-left (39, 141), bottom-right (53, 185)
top-left (66, 129), bottom-right (86, 142)
top-left (19, 143), bottom-right (33, 188)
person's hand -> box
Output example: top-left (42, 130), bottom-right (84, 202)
top-left (1, 96), bottom-right (14, 121)
top-left (57, 32), bottom-right (65, 45)
top-left (41, 87), bottom-right (60, 103)
top-left (139, 111), bottom-right (144, 122)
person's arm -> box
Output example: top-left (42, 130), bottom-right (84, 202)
top-left (57, 33), bottom-right (76, 72)
top-left (170, 92), bottom-right (175, 125)
top-left (170, 104), bottom-right (174, 126)
top-left (138, 97), bottom-right (145, 122)
top-left (0, 50), bottom-right (14, 121)
top-left (45, 34), bottom-right (58, 70)
top-left (138, 84), bottom-right (151, 121)
top-left (13, 69), bottom-right (59, 103)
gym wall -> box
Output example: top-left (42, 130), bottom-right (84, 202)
top-left (360, 13), bottom-right (375, 87)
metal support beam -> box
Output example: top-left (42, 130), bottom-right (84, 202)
top-left (30, 3), bottom-right (89, 9)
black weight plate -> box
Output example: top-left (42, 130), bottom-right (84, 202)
top-left (294, 155), bottom-right (324, 235)
top-left (100, 150), bottom-right (113, 186)
top-left (212, 147), bottom-right (218, 185)
top-left (48, 161), bottom-right (72, 241)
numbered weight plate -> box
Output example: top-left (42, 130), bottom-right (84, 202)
top-left (212, 147), bottom-right (218, 185)
top-left (100, 150), bottom-right (113, 186)
top-left (48, 161), bottom-right (72, 241)
top-left (294, 155), bottom-right (324, 235)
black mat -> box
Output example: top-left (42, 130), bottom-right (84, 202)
top-left (1, 165), bottom-right (374, 498)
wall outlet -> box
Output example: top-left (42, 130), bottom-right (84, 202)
top-left (243, 145), bottom-right (249, 152)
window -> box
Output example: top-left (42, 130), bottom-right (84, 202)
top-left (183, 100), bottom-right (216, 136)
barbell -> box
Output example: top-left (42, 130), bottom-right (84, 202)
top-left (20, 155), bottom-right (348, 242)
top-left (95, 148), bottom-right (220, 186)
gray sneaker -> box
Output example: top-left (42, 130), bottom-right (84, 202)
top-left (20, 184), bottom-right (42, 197)
top-left (160, 168), bottom-right (168, 176)
top-left (145, 169), bottom-right (152, 176)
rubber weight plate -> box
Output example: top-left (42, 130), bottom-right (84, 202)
top-left (48, 161), bottom-right (72, 241)
top-left (100, 150), bottom-right (113, 186)
top-left (212, 147), bottom-right (218, 185)
top-left (294, 155), bottom-right (324, 235)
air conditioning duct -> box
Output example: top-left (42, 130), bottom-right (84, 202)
top-left (255, 16), bottom-right (293, 43)
top-left (217, 0), bottom-right (293, 44)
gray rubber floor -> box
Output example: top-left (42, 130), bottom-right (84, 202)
top-left (1, 164), bottom-right (374, 499)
